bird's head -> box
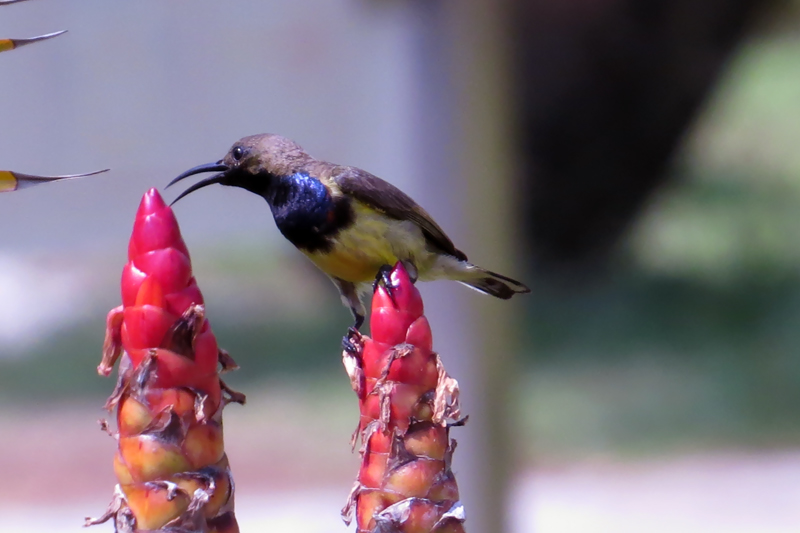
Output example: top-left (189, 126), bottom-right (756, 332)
top-left (167, 133), bottom-right (310, 204)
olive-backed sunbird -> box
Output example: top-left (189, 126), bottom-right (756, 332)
top-left (168, 134), bottom-right (530, 328)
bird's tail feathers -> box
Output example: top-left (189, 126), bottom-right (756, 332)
top-left (459, 268), bottom-right (530, 300)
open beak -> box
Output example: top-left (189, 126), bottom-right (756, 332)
top-left (166, 161), bottom-right (230, 205)
top-left (0, 168), bottom-right (108, 192)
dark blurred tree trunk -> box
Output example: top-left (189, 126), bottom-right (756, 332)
top-left (511, 0), bottom-right (778, 270)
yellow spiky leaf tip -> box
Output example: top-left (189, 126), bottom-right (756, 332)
top-left (0, 169), bottom-right (108, 192)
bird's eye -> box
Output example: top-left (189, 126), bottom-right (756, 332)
top-left (232, 146), bottom-right (245, 161)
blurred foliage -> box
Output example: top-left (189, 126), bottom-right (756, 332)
top-left (514, 30), bottom-right (800, 457)
top-left (635, 33), bottom-right (800, 279)
top-left (522, 270), bottom-right (800, 458)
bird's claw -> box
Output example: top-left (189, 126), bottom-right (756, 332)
top-left (342, 326), bottom-right (363, 355)
top-left (373, 264), bottom-right (398, 307)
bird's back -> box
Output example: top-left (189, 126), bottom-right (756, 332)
top-left (329, 165), bottom-right (467, 261)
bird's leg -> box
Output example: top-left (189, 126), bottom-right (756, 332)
top-left (332, 277), bottom-right (366, 351)
top-left (342, 306), bottom-right (366, 352)
top-left (342, 312), bottom-right (364, 353)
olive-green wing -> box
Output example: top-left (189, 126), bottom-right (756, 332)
top-left (334, 166), bottom-right (467, 261)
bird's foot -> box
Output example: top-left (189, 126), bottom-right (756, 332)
top-left (373, 264), bottom-right (399, 306)
top-left (342, 326), bottom-right (363, 355)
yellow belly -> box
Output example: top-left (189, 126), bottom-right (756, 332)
top-left (302, 203), bottom-right (429, 283)
top-left (305, 246), bottom-right (393, 282)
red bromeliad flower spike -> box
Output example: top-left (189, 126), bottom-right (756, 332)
top-left (88, 188), bottom-right (244, 533)
top-left (342, 262), bottom-right (467, 533)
